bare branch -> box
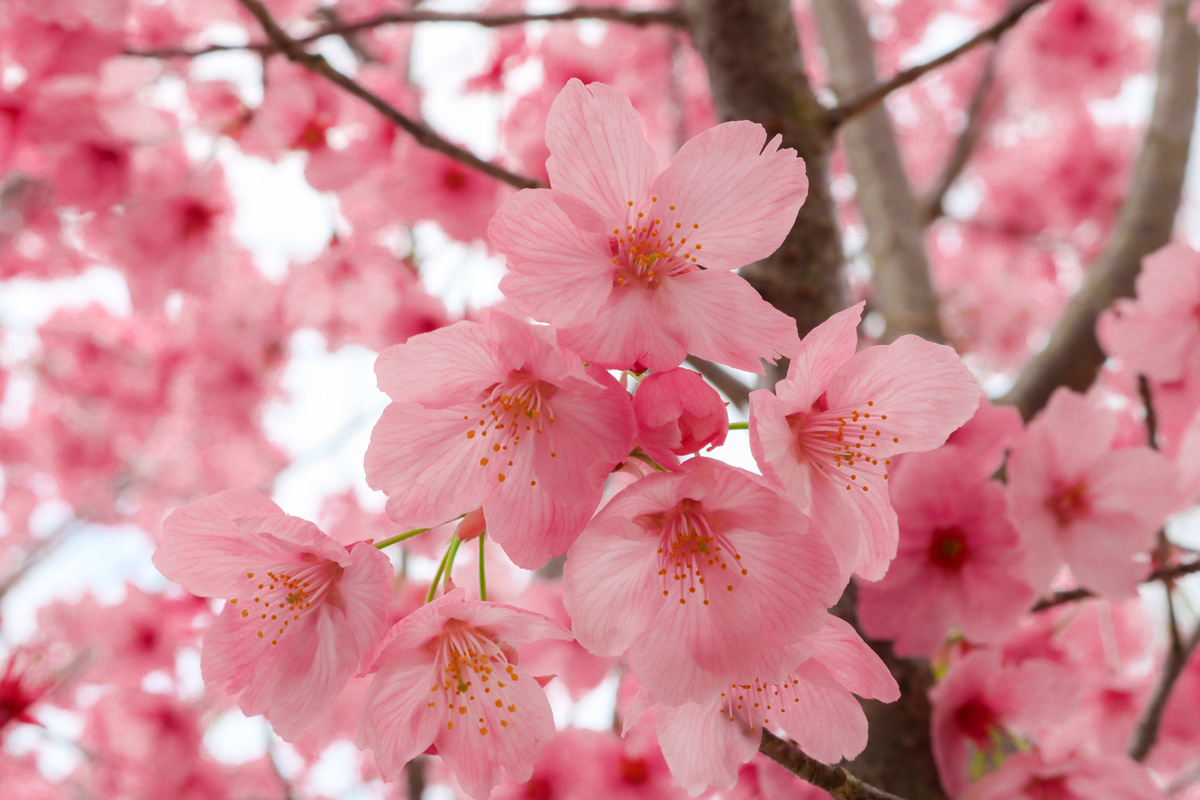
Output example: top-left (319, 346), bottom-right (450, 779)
top-left (685, 356), bottom-right (751, 411)
top-left (127, 6), bottom-right (682, 58)
top-left (1031, 559), bottom-right (1200, 613)
top-left (827, 0), bottom-right (1047, 127)
top-left (232, 0), bottom-right (545, 191)
top-left (405, 756), bottom-right (427, 800)
top-left (1001, 0), bottom-right (1199, 420)
top-left (921, 47), bottom-right (998, 224)
top-left (1139, 375), bottom-right (1161, 450)
top-left (1129, 620), bottom-right (1200, 761)
top-left (813, 0), bottom-right (943, 343)
top-left (759, 731), bottom-right (909, 800)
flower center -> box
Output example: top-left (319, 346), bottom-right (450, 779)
top-left (609, 196), bottom-right (703, 289)
top-left (1046, 483), bottom-right (1089, 527)
top-left (954, 696), bottom-right (999, 746)
top-left (649, 498), bottom-right (745, 607)
top-left (228, 556), bottom-right (341, 646)
top-left (928, 527), bottom-right (969, 571)
top-left (428, 626), bottom-right (522, 738)
top-left (463, 370), bottom-right (558, 486)
top-left (787, 398), bottom-right (896, 494)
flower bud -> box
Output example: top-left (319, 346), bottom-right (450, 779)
top-left (632, 368), bottom-right (728, 470)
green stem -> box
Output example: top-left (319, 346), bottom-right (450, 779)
top-left (426, 534), bottom-right (460, 603)
top-left (728, 421), bottom-right (749, 430)
top-left (442, 534), bottom-right (463, 592)
top-left (478, 532), bottom-right (488, 601)
top-left (373, 526), bottom-right (431, 549)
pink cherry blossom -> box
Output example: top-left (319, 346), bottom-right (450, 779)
top-left (961, 751), bottom-right (1166, 800)
top-left (355, 587), bottom-right (572, 799)
top-left (931, 649), bottom-right (1078, 796)
top-left (490, 79), bottom-right (806, 373)
top-left (1006, 388), bottom-right (1179, 599)
top-left (365, 314), bottom-right (636, 569)
top-left (857, 447), bottom-right (1035, 657)
top-left (1099, 242), bottom-right (1200, 383)
top-left (153, 489), bottom-right (393, 740)
top-left (656, 616), bottom-right (898, 796)
top-left (749, 302), bottom-right (981, 580)
top-left (632, 367), bottom-right (728, 470)
top-left (562, 457), bottom-right (842, 705)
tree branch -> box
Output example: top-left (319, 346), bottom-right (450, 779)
top-left (232, 0), bottom-right (545, 191)
top-left (759, 731), bottom-right (909, 800)
top-left (1001, 0), bottom-right (1199, 420)
top-left (813, 0), bottom-right (944, 344)
top-left (683, 0), bottom-right (849, 347)
top-left (827, 0), bottom-right (1046, 127)
top-left (1128, 619), bottom-right (1200, 761)
top-left (126, 6), bottom-right (683, 58)
top-left (921, 47), bottom-right (998, 224)
top-left (1031, 559), bottom-right (1200, 613)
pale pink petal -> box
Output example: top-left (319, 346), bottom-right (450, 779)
top-left (445, 600), bottom-right (573, 648)
top-left (491, 188), bottom-right (614, 326)
top-left (155, 490), bottom-right (298, 598)
top-left (655, 269), bottom-right (801, 372)
top-left (825, 335), bottom-right (981, 456)
top-left (778, 302), bottom-right (864, 410)
top-left (658, 699), bottom-right (758, 796)
top-left (364, 403), bottom-right (487, 530)
top-left (356, 648), bottom-right (442, 780)
top-left (778, 661), bottom-right (869, 763)
top-left (332, 543), bottom-right (394, 666)
top-left (809, 468), bottom-right (897, 581)
top-left (749, 389), bottom-right (814, 507)
top-left (809, 616), bottom-right (899, 702)
top-left (562, 516), bottom-right (660, 656)
top-left (649, 121), bottom-right (808, 271)
top-left (735, 527), bottom-right (841, 646)
top-left (374, 321), bottom-right (501, 406)
top-left (544, 79), bottom-right (657, 233)
top-left (557, 284), bottom-right (688, 372)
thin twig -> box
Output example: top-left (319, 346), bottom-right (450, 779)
top-left (685, 356), bottom-right (751, 411)
top-left (921, 46), bottom-right (999, 223)
top-left (1032, 559), bottom-right (1200, 612)
top-left (405, 756), bottom-right (427, 800)
top-left (827, 0), bottom-right (1047, 127)
top-left (126, 6), bottom-right (682, 58)
top-left (233, 0), bottom-right (546, 190)
top-left (759, 731), bottom-right (909, 800)
top-left (1140, 375), bottom-right (1160, 450)
top-left (1129, 622), bottom-right (1200, 761)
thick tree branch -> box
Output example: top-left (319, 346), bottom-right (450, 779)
top-left (827, 0), bottom-right (1046, 127)
top-left (921, 47), bottom-right (998, 224)
top-left (813, 0), bottom-right (943, 344)
top-left (127, 6), bottom-right (682, 58)
top-left (1031, 559), bottom-right (1200, 612)
top-left (759, 731), bottom-right (908, 800)
top-left (232, 0), bottom-right (544, 190)
top-left (1001, 0), bottom-right (1199, 420)
top-left (683, 0), bottom-right (849, 344)
top-left (1129, 620), bottom-right (1200, 761)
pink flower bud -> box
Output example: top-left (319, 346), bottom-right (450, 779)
top-left (632, 368), bottom-right (728, 470)
top-left (454, 508), bottom-right (487, 542)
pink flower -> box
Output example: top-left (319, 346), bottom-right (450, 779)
top-left (655, 616), bottom-right (898, 796)
top-left (355, 588), bottom-right (572, 799)
top-left (562, 457), bottom-right (842, 705)
top-left (490, 79), bottom-right (806, 373)
top-left (749, 302), bottom-right (981, 580)
top-left (931, 650), bottom-right (1077, 796)
top-left (1006, 388), bottom-right (1178, 599)
top-left (857, 448), bottom-right (1035, 657)
top-left (153, 490), bottom-right (393, 740)
top-left (632, 367), bottom-right (728, 470)
top-left (1100, 242), bottom-right (1200, 383)
top-left (961, 751), bottom-right (1166, 800)
top-left (364, 314), bottom-right (636, 569)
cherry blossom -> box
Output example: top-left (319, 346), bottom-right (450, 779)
top-left (632, 367), bottom-right (729, 470)
top-left (356, 587), bottom-right (572, 799)
top-left (153, 490), bottom-right (393, 740)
